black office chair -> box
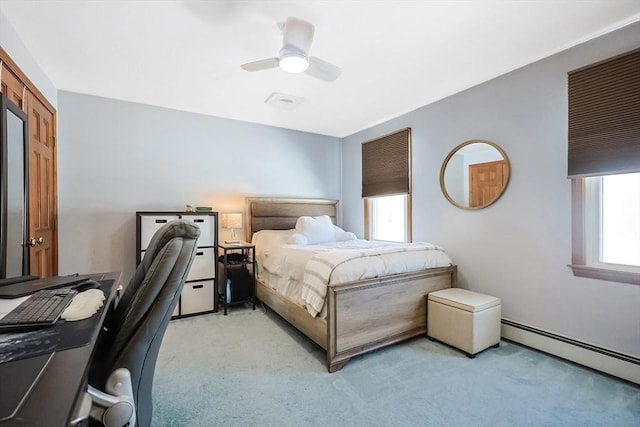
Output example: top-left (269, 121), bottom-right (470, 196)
top-left (83, 219), bottom-right (200, 427)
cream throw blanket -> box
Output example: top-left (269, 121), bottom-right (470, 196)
top-left (301, 243), bottom-right (446, 317)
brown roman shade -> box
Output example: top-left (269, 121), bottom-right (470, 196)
top-left (361, 128), bottom-right (411, 197)
top-left (568, 47), bottom-right (640, 178)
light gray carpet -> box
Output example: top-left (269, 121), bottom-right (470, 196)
top-left (153, 305), bottom-right (640, 426)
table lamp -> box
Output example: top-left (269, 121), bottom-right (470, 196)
top-left (221, 213), bottom-right (243, 243)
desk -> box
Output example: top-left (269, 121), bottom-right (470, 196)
top-left (0, 272), bottom-right (121, 427)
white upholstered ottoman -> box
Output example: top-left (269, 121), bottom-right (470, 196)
top-left (427, 288), bottom-right (501, 358)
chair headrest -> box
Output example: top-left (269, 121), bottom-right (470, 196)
top-left (144, 220), bottom-right (200, 265)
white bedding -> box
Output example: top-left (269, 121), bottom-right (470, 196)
top-left (253, 230), bottom-right (453, 318)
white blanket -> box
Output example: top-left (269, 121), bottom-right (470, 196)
top-left (300, 242), bottom-right (448, 317)
top-left (252, 232), bottom-right (453, 318)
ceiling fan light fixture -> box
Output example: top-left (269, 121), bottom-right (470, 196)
top-left (279, 52), bottom-right (309, 73)
top-left (241, 17), bottom-right (340, 81)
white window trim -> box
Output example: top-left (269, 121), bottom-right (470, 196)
top-left (364, 194), bottom-right (412, 243)
top-left (569, 178), bottom-right (640, 285)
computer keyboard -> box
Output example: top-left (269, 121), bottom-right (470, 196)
top-left (0, 288), bottom-right (77, 331)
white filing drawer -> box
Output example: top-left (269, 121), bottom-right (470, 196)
top-left (139, 215), bottom-right (179, 250)
top-left (187, 247), bottom-right (215, 281)
top-left (181, 280), bottom-right (215, 315)
top-left (181, 215), bottom-right (214, 247)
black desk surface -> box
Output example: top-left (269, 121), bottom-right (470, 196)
top-left (0, 272), bottom-right (121, 426)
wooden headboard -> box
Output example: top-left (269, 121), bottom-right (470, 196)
top-left (246, 197), bottom-right (338, 241)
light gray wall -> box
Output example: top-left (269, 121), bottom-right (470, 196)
top-left (57, 92), bottom-right (340, 282)
top-left (341, 22), bottom-right (640, 357)
top-left (0, 9), bottom-right (57, 107)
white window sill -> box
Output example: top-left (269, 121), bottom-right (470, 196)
top-left (569, 263), bottom-right (640, 285)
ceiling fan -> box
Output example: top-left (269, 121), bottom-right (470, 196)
top-left (240, 17), bottom-right (341, 82)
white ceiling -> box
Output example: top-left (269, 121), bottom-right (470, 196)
top-left (1, 1), bottom-right (639, 138)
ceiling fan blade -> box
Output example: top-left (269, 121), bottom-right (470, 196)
top-left (282, 17), bottom-right (314, 54)
top-left (240, 58), bottom-right (280, 72)
top-left (306, 57), bottom-right (341, 82)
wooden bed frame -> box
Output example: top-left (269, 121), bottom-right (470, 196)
top-left (246, 197), bottom-right (457, 372)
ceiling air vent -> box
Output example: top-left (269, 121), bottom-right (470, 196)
top-left (265, 92), bottom-right (303, 110)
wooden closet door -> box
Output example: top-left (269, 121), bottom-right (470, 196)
top-left (1, 47), bottom-right (58, 277)
top-left (1, 64), bottom-right (25, 109)
top-left (27, 91), bottom-right (58, 277)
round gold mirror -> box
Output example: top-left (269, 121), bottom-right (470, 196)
top-left (440, 139), bottom-right (510, 210)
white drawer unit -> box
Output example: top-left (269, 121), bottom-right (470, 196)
top-left (181, 215), bottom-right (215, 247)
top-left (136, 211), bottom-right (218, 317)
top-left (187, 247), bottom-right (216, 282)
top-left (139, 215), bottom-right (180, 250)
top-left (180, 280), bottom-right (215, 316)
top-left (140, 246), bottom-right (216, 280)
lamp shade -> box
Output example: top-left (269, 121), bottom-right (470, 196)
top-left (221, 213), bottom-right (242, 229)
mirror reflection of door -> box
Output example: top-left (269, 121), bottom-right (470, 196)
top-left (469, 160), bottom-right (507, 208)
top-left (440, 139), bottom-right (511, 210)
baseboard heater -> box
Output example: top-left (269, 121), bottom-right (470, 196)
top-left (501, 318), bottom-right (639, 385)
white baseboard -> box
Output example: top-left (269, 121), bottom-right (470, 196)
top-left (501, 319), bottom-right (640, 385)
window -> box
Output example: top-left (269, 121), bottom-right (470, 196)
top-left (366, 194), bottom-right (409, 242)
top-left (600, 173), bottom-right (640, 267)
top-left (361, 128), bottom-right (411, 242)
top-left (568, 48), bottom-right (640, 285)
top-left (571, 174), bottom-right (640, 284)
top-left (575, 173), bottom-right (640, 278)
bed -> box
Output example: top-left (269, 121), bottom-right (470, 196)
top-left (246, 197), bottom-right (457, 372)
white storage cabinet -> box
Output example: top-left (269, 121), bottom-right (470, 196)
top-left (136, 211), bottom-right (218, 317)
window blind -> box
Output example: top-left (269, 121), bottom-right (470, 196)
top-left (568, 48), bottom-right (640, 178)
top-left (362, 128), bottom-right (411, 197)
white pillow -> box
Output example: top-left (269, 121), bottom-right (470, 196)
top-left (251, 229), bottom-right (294, 249)
top-left (295, 215), bottom-right (336, 244)
top-left (335, 231), bottom-right (357, 241)
top-left (287, 233), bottom-right (309, 245)
top-left (333, 224), bottom-right (356, 241)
